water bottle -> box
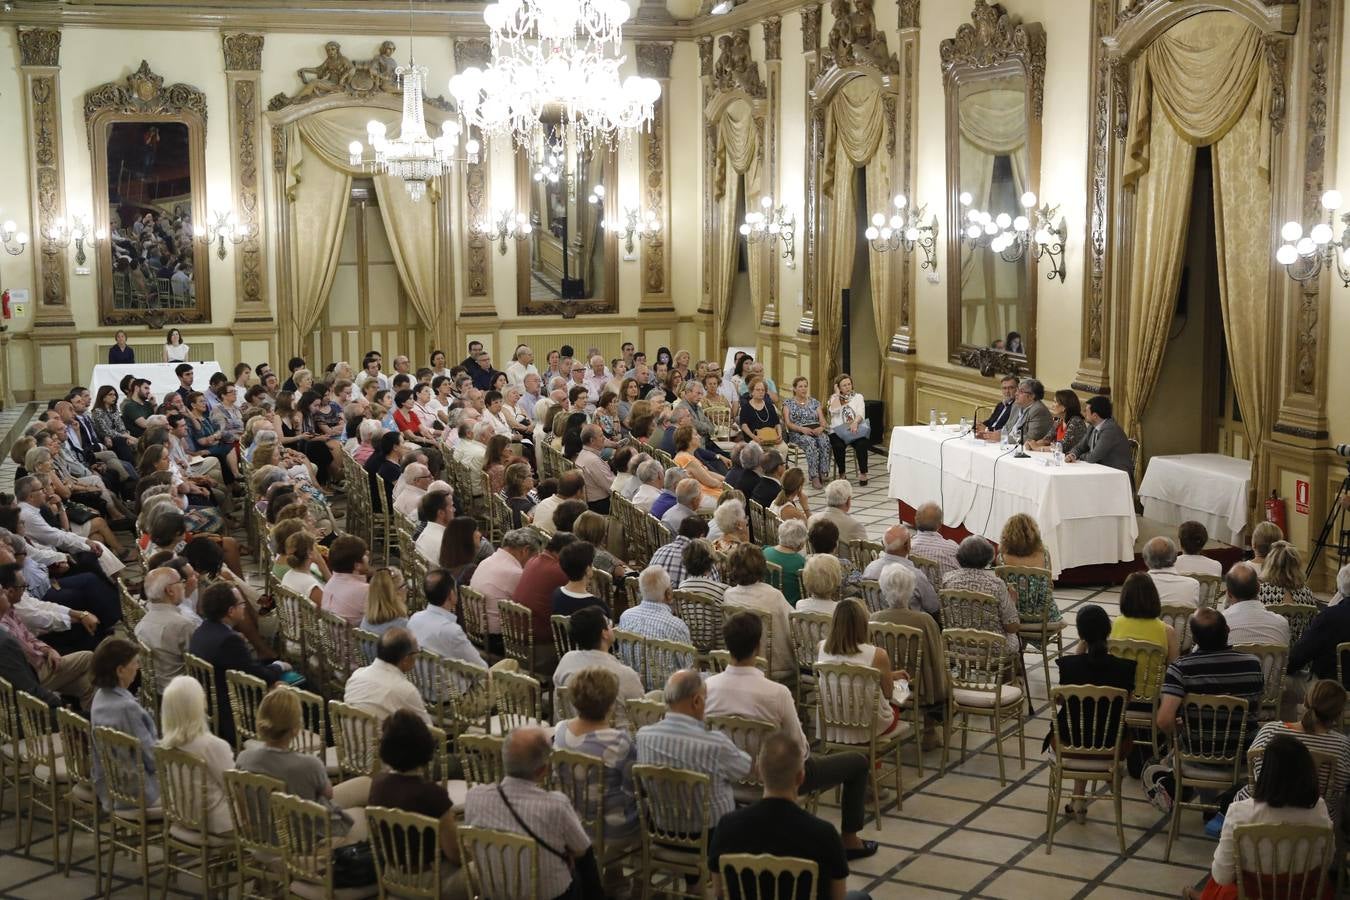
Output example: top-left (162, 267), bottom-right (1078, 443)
top-left (929, 408), bottom-right (937, 431)
top-left (999, 429), bottom-right (1008, 450)
top-left (1053, 441), bottom-right (1063, 466)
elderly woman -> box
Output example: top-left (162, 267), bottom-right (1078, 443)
top-left (159, 676), bottom-right (236, 835)
top-left (91, 638), bottom-right (160, 810)
top-left (797, 553), bottom-right (843, 616)
top-left (209, 383), bottom-right (245, 446)
top-left (711, 498), bottom-right (750, 554)
top-left (672, 425), bottom-right (724, 510)
top-left (721, 543), bottom-right (795, 680)
top-left (352, 418), bottom-right (385, 465)
top-left (27, 446), bottom-right (125, 554)
top-left (679, 538), bottom-right (725, 601)
top-left (997, 512), bottom-right (1060, 623)
top-left (763, 519), bottom-right (808, 607)
top-left (827, 373), bottom-right (871, 485)
top-left (503, 462), bottom-right (536, 528)
top-left (782, 376), bottom-right (833, 489)
top-left (1258, 540), bottom-right (1318, 605)
top-left (552, 667), bottom-right (639, 843)
top-left (875, 563), bottom-right (945, 743)
top-left (941, 536), bottom-right (1021, 653)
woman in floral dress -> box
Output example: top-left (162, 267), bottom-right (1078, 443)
top-left (783, 377), bottom-right (832, 489)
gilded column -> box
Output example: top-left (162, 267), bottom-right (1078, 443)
top-left (798, 4), bottom-right (822, 335)
top-left (637, 42), bottom-right (674, 314)
top-left (222, 33), bottom-right (271, 324)
top-left (891, 0), bottom-right (920, 354)
top-left (453, 39), bottom-right (496, 318)
top-left (698, 35), bottom-right (715, 316)
top-left (761, 17), bottom-right (781, 328)
top-left (17, 27), bottom-right (70, 327)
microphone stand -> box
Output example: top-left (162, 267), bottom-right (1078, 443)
top-left (1013, 433), bottom-right (1030, 459)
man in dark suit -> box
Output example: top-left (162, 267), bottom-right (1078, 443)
top-left (1066, 395), bottom-right (1133, 474)
top-left (978, 375), bottom-right (1020, 434)
top-left (751, 450), bottom-right (786, 509)
top-left (188, 582), bottom-right (286, 747)
top-left (996, 378), bottom-right (1054, 445)
top-left (726, 441), bottom-right (763, 500)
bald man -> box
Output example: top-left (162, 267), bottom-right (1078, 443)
top-left (910, 503), bottom-right (959, 580)
top-left (863, 524), bottom-right (939, 615)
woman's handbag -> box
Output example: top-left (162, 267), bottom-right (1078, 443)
top-left (331, 839), bottom-right (378, 888)
top-left (832, 421), bottom-right (871, 443)
top-left (754, 427), bottom-right (782, 445)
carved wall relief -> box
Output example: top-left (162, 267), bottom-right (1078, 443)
top-left (18, 28), bottom-right (68, 317)
top-left (223, 33), bottom-right (268, 318)
top-left (269, 40), bottom-right (451, 111)
top-left (824, 0), bottom-right (900, 74)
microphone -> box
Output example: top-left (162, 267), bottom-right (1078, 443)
top-left (1013, 433), bottom-right (1030, 459)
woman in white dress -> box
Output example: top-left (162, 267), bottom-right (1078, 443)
top-left (164, 327), bottom-right (190, 362)
top-left (816, 598), bottom-right (903, 743)
top-left (827, 374), bottom-right (871, 485)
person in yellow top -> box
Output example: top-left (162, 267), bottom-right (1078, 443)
top-left (1109, 572), bottom-right (1180, 663)
top-left (672, 424), bottom-right (723, 510)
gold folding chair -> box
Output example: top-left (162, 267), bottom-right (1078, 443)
top-left (1234, 823), bottom-right (1335, 900)
top-left (223, 769), bottom-right (286, 900)
top-left (183, 652), bottom-right (220, 734)
top-left (0, 676), bottom-right (22, 837)
top-left (550, 748), bottom-right (639, 873)
top-left (942, 628), bottom-right (1026, 785)
top-left (499, 599), bottom-right (546, 682)
top-left (868, 621), bottom-right (928, 776)
top-left (93, 724), bottom-right (165, 899)
top-left (272, 584), bottom-right (309, 674)
top-left (642, 637), bottom-right (697, 694)
top-left (1164, 694), bottom-right (1249, 862)
top-left (1044, 685), bottom-right (1129, 854)
top-left (119, 580), bottom-right (146, 629)
top-left (707, 650), bottom-right (768, 675)
top-left (1192, 572), bottom-right (1223, 609)
top-left (1108, 638), bottom-right (1168, 756)
top-left (367, 806), bottom-right (446, 898)
top-left (226, 669), bottom-right (269, 751)
top-left (328, 700), bottom-right (382, 781)
top-left (1159, 603), bottom-right (1194, 654)
top-left (1233, 643), bottom-right (1289, 722)
top-left (672, 589), bottom-right (724, 661)
top-left (633, 765), bottom-right (714, 900)
top-left (271, 792), bottom-right (363, 899)
top-left (858, 579), bottom-right (887, 615)
top-left (354, 628), bottom-right (380, 667)
top-left (317, 606), bottom-right (361, 696)
top-left (56, 708), bottom-right (102, 885)
top-left (909, 554), bottom-right (942, 592)
top-left (1268, 603), bottom-right (1318, 646)
top-left (550, 614), bottom-right (578, 662)
top-left (15, 690), bottom-right (63, 867)
top-left (938, 588), bottom-right (1002, 632)
top-left (621, 698), bottom-right (667, 736)
top-left (707, 714), bottom-right (777, 803)
top-left (719, 854), bottom-right (818, 900)
top-left (457, 825), bottom-right (540, 900)
top-left (996, 564), bottom-right (1065, 700)
top-left (157, 746), bottom-right (238, 896)
top-left (788, 610), bottom-right (831, 719)
top-left (456, 733), bottom-right (506, 789)
top-left (847, 539), bottom-right (883, 571)
top-left (135, 639), bottom-right (161, 723)
top-left (814, 661), bottom-right (911, 821)
top-left (493, 669), bottom-right (544, 733)
top-left (458, 585), bottom-right (492, 654)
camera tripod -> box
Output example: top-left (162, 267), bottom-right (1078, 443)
top-left (1307, 461), bottom-right (1350, 579)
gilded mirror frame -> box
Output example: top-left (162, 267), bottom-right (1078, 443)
top-left (85, 60), bottom-right (211, 327)
top-left (940, 0), bottom-right (1046, 375)
top-left (514, 135), bottom-right (620, 317)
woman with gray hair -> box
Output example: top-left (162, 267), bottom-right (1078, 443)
top-left (764, 518), bottom-right (808, 606)
top-left (712, 498), bottom-right (749, 554)
top-left (874, 564), bottom-right (945, 738)
top-left (941, 536), bottom-right (1020, 653)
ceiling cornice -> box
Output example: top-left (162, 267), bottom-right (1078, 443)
top-left (686, 0), bottom-right (813, 36)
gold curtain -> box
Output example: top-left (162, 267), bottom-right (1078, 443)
top-left (822, 77), bottom-right (890, 386)
top-left (1119, 11), bottom-right (1272, 489)
top-left (712, 99), bottom-right (762, 347)
top-left (372, 176), bottom-right (441, 342)
top-left (284, 125), bottom-right (352, 345)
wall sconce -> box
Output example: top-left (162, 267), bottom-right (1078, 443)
top-left (864, 194), bottom-right (938, 270)
top-left (1, 220), bottom-right (30, 258)
top-left (475, 209), bottom-right (532, 255)
top-left (740, 196), bottom-right (796, 268)
top-left (194, 210), bottom-right (251, 261)
top-left (1276, 190), bottom-right (1350, 287)
top-left (959, 191), bottom-right (1067, 282)
top-left (46, 214), bottom-right (104, 266)
top-left (608, 204), bottom-right (660, 261)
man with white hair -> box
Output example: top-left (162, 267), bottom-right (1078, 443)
top-left (453, 420), bottom-right (494, 474)
top-left (631, 459), bottom-right (665, 513)
top-left (809, 479), bottom-right (867, 544)
top-left (464, 726), bottom-right (597, 900)
top-left (574, 424), bottom-right (614, 514)
top-left (873, 563), bottom-right (945, 747)
top-left (582, 354), bottom-right (610, 402)
top-left (650, 467), bottom-right (687, 520)
top-left (518, 371), bottom-right (544, 422)
top-left (505, 344), bottom-right (539, 387)
top-left (1333, 563), bottom-right (1350, 607)
top-left (910, 502), bottom-right (959, 580)
top-left (618, 564), bottom-right (692, 647)
top-left (661, 478), bottom-right (703, 535)
top-left (392, 461), bottom-right (433, 519)
top-left (750, 450), bottom-right (786, 509)
top-left (727, 441), bottom-right (764, 498)
top-left (1143, 536), bottom-right (1201, 608)
top-left (863, 524), bottom-right (940, 615)
top-left (135, 565), bottom-right (196, 691)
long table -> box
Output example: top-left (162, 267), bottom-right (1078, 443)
top-left (90, 361), bottom-right (224, 401)
top-left (886, 425), bottom-right (1138, 577)
top-left (1138, 453), bottom-right (1251, 547)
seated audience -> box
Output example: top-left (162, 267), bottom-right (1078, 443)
top-left (189, 583), bottom-right (286, 746)
top-left (810, 479), bottom-right (867, 545)
top-left (159, 675), bottom-right (235, 835)
top-left (873, 564), bottom-right (944, 747)
top-left (711, 498), bottom-right (750, 554)
top-left (344, 627), bottom-right (430, 724)
top-left (368, 710), bottom-right (465, 874)
top-left (438, 517), bottom-right (489, 584)
top-left (1257, 540), bottom-right (1318, 606)
top-left (661, 478), bottom-right (703, 535)
top-left (864, 525), bottom-right (939, 616)
top-left (763, 519), bottom-right (808, 607)
top-left (551, 541), bottom-right (610, 619)
top-left (941, 536), bottom-right (1020, 654)
top-left (630, 459), bottom-right (665, 513)
top-left (415, 488), bottom-right (453, 563)
top-left (1249, 521), bottom-right (1283, 571)
top-left (827, 374), bottom-right (871, 484)
top-left (817, 599), bottom-right (902, 743)
top-left (618, 565), bottom-right (691, 647)
top-left (552, 667), bottom-right (639, 844)
top-left (280, 530), bottom-right (329, 606)
top-left (573, 511), bottom-right (625, 579)
top-left (135, 565), bottom-right (196, 692)
top-left (470, 527), bottom-right (541, 645)
top-left (0, 563), bottom-right (94, 710)
top-left (553, 606), bottom-right (644, 701)
top-left (1222, 563), bottom-right (1289, 648)
top-left (727, 442), bottom-right (764, 498)
top-left (90, 637), bottom-right (159, 810)
top-left (320, 534), bottom-right (371, 626)
top-left (408, 568), bottom-right (484, 666)
top-left (678, 537), bottom-right (726, 602)
top-left (1175, 521), bottom-right (1222, 577)
top-left (769, 467), bottom-right (812, 522)
top-left (797, 553), bottom-right (843, 615)
top-left (359, 568), bottom-right (410, 638)
top-left (1110, 572), bottom-right (1180, 662)
top-left (514, 532), bottom-right (574, 646)
top-left (910, 502), bottom-right (959, 579)
top-left (1143, 537), bottom-right (1201, 608)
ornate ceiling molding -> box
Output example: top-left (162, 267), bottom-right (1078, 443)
top-left (939, 0), bottom-right (1046, 120)
top-left (84, 60), bottom-right (208, 128)
top-left (222, 31), bottom-right (265, 71)
top-left (17, 27), bottom-right (61, 67)
top-left (268, 40), bottom-right (451, 111)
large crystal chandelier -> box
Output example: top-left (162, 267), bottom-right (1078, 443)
top-left (448, 0), bottom-right (662, 152)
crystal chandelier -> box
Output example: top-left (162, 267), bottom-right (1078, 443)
top-left (448, 0), bottom-right (662, 152)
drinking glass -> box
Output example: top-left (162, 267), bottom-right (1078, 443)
top-left (939, 411), bottom-right (949, 428)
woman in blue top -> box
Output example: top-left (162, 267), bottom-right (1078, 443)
top-left (552, 667), bottom-right (639, 842)
top-left (108, 330), bottom-right (135, 364)
top-left (90, 637), bottom-right (160, 810)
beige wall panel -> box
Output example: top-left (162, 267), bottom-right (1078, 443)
top-left (366, 263), bottom-right (402, 327)
top-left (38, 344), bottom-right (73, 386)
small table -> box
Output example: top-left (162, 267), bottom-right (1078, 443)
top-left (1138, 453), bottom-right (1251, 547)
top-left (886, 425), bottom-right (1138, 577)
top-left (89, 361), bottom-right (225, 402)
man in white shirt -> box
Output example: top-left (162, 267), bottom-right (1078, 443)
top-left (631, 458), bottom-right (665, 513)
top-left (453, 421), bottom-right (493, 472)
top-left (862, 525), bottom-right (940, 615)
top-left (408, 570), bottom-right (485, 667)
top-left (415, 488), bottom-right (453, 562)
top-left (551, 606), bottom-right (645, 700)
top-left (14, 475), bottom-right (116, 568)
top-left (533, 471), bottom-right (584, 534)
top-left (392, 462), bottom-right (433, 519)
top-left (582, 355), bottom-right (610, 403)
top-left (134, 566), bottom-right (196, 691)
top-left (505, 345), bottom-right (540, 387)
top-left (343, 628), bottom-right (431, 724)
top-left (574, 425), bottom-right (614, 514)
top-left (1143, 536), bottom-right (1201, 608)
top-left (1175, 521), bottom-right (1223, 577)
top-left (1223, 563), bottom-right (1290, 647)
top-left (705, 610), bottom-right (879, 858)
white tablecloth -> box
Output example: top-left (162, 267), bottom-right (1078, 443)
top-left (89, 361), bottom-right (224, 401)
top-left (886, 425), bottom-right (1138, 577)
top-left (1138, 453), bottom-right (1251, 546)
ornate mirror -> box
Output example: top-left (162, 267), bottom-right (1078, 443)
top-left (86, 61), bottom-right (211, 326)
top-left (941, 0), bottom-right (1045, 373)
top-left (514, 115), bottom-right (619, 316)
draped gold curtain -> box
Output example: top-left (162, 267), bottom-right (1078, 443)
top-left (1119, 11), bottom-right (1272, 498)
top-left (284, 106), bottom-right (443, 345)
top-left (821, 77), bottom-right (891, 385)
top-left (712, 99), bottom-right (763, 347)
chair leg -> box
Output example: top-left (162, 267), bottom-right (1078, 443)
top-left (1045, 773), bottom-right (1060, 854)
top-left (1163, 787), bottom-right (1181, 863)
top-left (48, 785), bottom-right (60, 871)
top-left (1016, 706), bottom-right (1026, 769)
top-left (940, 710), bottom-right (951, 775)
top-left (893, 742), bottom-right (903, 813)
top-left (1112, 770), bottom-right (1126, 854)
top-left (993, 709), bottom-right (1007, 786)
top-left (870, 749), bottom-right (881, 831)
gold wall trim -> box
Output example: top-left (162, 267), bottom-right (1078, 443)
top-left (637, 42), bottom-right (675, 311)
top-left (16, 27), bottom-right (70, 325)
top-left (222, 32), bottom-right (270, 321)
top-left (453, 39), bottom-right (494, 318)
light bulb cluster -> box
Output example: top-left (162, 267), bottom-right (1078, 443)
top-left (1275, 190), bottom-right (1350, 288)
top-left (475, 209), bottom-right (533, 256)
top-left (1, 220), bottom-right (30, 257)
top-left (45, 214), bottom-right (105, 266)
top-left (449, 0), bottom-right (661, 155)
top-left (739, 195), bottom-right (797, 268)
top-left (609, 203), bottom-right (660, 260)
top-left (864, 193), bottom-right (939, 269)
top-left (193, 210), bottom-right (252, 261)
top-left (958, 190), bottom-right (1067, 282)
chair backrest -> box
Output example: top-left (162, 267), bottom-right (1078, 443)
top-left (610, 627), bottom-right (646, 678)
top-left (1176, 694), bottom-right (1249, 771)
top-left (788, 611), bottom-right (832, 674)
top-left (943, 628), bottom-right (1016, 692)
top-left (706, 714), bottom-right (777, 790)
top-left (272, 584), bottom-right (308, 662)
top-left (1107, 638), bottom-right (1168, 704)
top-left (550, 614), bottom-right (578, 662)
top-left (868, 622), bottom-right (925, 694)
top-left (939, 589), bottom-right (1002, 632)
top-left (224, 768), bottom-right (284, 855)
top-left (56, 706), bottom-right (96, 788)
top-left (14, 690), bottom-right (59, 774)
top-left (1191, 572), bottom-right (1223, 609)
top-left (1233, 644), bottom-right (1290, 719)
top-left (457, 733), bottom-right (506, 789)
top-left (490, 492), bottom-right (513, 545)
top-left (719, 854), bottom-right (819, 900)
top-left (0, 677), bottom-right (16, 757)
top-left (328, 699), bottom-right (382, 780)
top-left (1247, 745), bottom-right (1339, 802)
top-left (289, 687), bottom-right (329, 758)
top-left (1267, 603), bottom-right (1318, 646)
top-left (589, 568), bottom-right (615, 616)
top-left (549, 748), bottom-right (612, 856)
top-left (994, 564), bottom-right (1055, 621)
top-left (621, 697), bottom-right (667, 735)
top-left (457, 825), bottom-right (541, 900)
top-left (367, 805), bottom-right (443, 898)
top-left (457, 585), bottom-right (491, 651)
top-left (317, 607), bottom-right (360, 689)
top-left (848, 540), bottom-right (883, 572)
top-left (761, 507), bottom-right (781, 548)
top-left (748, 500), bottom-right (768, 545)
top-left (672, 589), bottom-right (724, 654)
top-left (858, 579), bottom-right (887, 614)
top-left (1158, 604), bottom-right (1194, 654)
top-left (183, 652), bottom-right (219, 731)
top-left (764, 560), bottom-right (783, 591)
top-left (493, 669), bottom-right (543, 732)
top-left (909, 554), bottom-right (942, 590)
top-left (643, 637), bottom-right (697, 693)
top-left (633, 764), bottom-right (713, 855)
top-left (225, 669), bottom-right (269, 751)
top-left (119, 580), bottom-right (146, 629)
top-left (135, 638), bottom-right (161, 721)
top-left (441, 658), bottom-right (493, 735)
top-left (1232, 822), bottom-right (1335, 900)
top-left (93, 725), bottom-right (152, 811)
top-left (272, 792), bottom-right (338, 894)
top-left (354, 628), bottom-right (380, 666)
top-left (722, 602), bottom-right (776, 675)
top-left (156, 746), bottom-right (211, 835)
top-left (498, 599), bottom-right (536, 671)
top-left (1048, 685), bottom-right (1129, 762)
top-left (813, 661), bottom-right (885, 748)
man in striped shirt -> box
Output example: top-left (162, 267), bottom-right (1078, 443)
top-left (618, 566), bottom-right (692, 647)
top-left (636, 669), bottom-right (752, 823)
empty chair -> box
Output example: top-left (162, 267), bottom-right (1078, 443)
top-left (223, 769), bottom-right (286, 900)
top-left (718, 854), bottom-right (819, 900)
top-left (633, 765), bottom-right (715, 900)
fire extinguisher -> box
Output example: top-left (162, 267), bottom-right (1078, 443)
top-left (1264, 489), bottom-right (1287, 535)
top-left (1, 290), bottom-right (10, 320)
